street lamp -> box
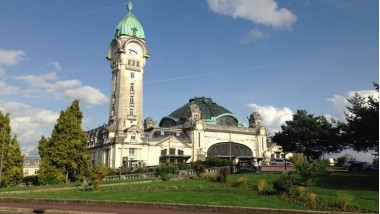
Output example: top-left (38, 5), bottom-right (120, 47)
top-left (118, 143), bottom-right (123, 180)
top-left (168, 128), bottom-right (171, 164)
top-left (228, 122), bottom-right (232, 162)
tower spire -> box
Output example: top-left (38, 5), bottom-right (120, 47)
top-left (127, 1), bottom-right (133, 13)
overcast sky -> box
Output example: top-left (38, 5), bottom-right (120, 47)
top-left (0, 0), bottom-right (378, 161)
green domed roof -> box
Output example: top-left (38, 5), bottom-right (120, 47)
top-left (114, 2), bottom-right (145, 39)
top-left (159, 97), bottom-right (243, 127)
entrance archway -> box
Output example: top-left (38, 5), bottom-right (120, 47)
top-left (207, 142), bottom-right (252, 158)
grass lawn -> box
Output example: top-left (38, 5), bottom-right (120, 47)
top-left (0, 172), bottom-right (378, 212)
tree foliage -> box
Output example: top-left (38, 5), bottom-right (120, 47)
top-left (273, 110), bottom-right (343, 160)
top-left (90, 163), bottom-right (110, 191)
top-left (38, 100), bottom-right (90, 184)
top-left (340, 83), bottom-right (379, 152)
top-left (0, 112), bottom-right (24, 187)
top-left (3, 136), bottom-right (24, 187)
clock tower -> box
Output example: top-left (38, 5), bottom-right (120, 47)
top-left (107, 2), bottom-right (149, 144)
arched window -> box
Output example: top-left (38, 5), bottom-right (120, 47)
top-left (207, 142), bottom-right (252, 157)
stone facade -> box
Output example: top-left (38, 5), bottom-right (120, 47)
top-left (86, 4), bottom-right (275, 171)
top-left (23, 157), bottom-right (40, 177)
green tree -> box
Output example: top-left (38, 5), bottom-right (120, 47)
top-left (38, 100), bottom-right (90, 184)
top-left (0, 112), bottom-right (24, 187)
top-left (273, 110), bottom-right (343, 161)
top-left (0, 112), bottom-right (11, 187)
top-left (2, 136), bottom-right (24, 187)
top-left (340, 84), bottom-right (379, 152)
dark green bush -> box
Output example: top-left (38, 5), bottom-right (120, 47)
top-left (272, 172), bottom-right (293, 194)
top-left (22, 175), bottom-right (39, 186)
top-left (205, 157), bottom-right (229, 167)
top-left (175, 163), bottom-right (192, 170)
top-left (154, 164), bottom-right (178, 181)
top-left (295, 159), bottom-right (330, 186)
top-left (217, 166), bottom-right (231, 183)
top-left (192, 160), bottom-right (206, 176)
top-left (133, 167), bottom-right (148, 174)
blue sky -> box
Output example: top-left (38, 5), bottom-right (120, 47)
top-left (0, 0), bottom-right (378, 159)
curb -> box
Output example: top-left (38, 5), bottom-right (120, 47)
top-left (0, 198), bottom-right (372, 214)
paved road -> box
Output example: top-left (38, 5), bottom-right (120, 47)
top-left (0, 201), bottom-right (234, 214)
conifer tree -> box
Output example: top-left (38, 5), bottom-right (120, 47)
top-left (0, 112), bottom-right (24, 187)
top-left (3, 136), bottom-right (24, 187)
top-left (38, 100), bottom-right (89, 184)
top-left (340, 84), bottom-right (379, 152)
top-left (0, 112), bottom-right (11, 187)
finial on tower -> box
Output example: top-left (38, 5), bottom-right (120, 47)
top-left (127, 1), bottom-right (133, 12)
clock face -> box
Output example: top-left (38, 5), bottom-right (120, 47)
top-left (127, 43), bottom-right (140, 56)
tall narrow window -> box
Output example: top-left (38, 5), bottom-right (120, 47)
top-left (130, 96), bottom-right (134, 104)
top-left (130, 83), bottom-right (134, 91)
top-left (129, 148), bottom-right (136, 155)
top-left (113, 74), bottom-right (117, 92)
top-left (131, 133), bottom-right (136, 142)
top-left (131, 72), bottom-right (134, 78)
top-left (130, 108), bottom-right (134, 116)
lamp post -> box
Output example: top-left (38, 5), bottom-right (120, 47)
top-left (168, 128), bottom-right (171, 164)
top-left (118, 143), bottom-right (123, 180)
top-left (228, 122), bottom-right (232, 162)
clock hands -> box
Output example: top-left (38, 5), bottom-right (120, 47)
top-left (129, 49), bottom-right (137, 55)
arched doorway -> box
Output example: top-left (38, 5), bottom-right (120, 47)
top-left (207, 142), bottom-right (252, 158)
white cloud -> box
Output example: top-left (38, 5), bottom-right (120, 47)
top-left (325, 148), bottom-right (376, 163)
top-left (13, 71), bottom-right (107, 106)
top-left (63, 86), bottom-right (108, 106)
top-left (0, 100), bottom-right (59, 156)
top-left (0, 80), bottom-right (20, 95)
top-left (327, 89), bottom-right (378, 121)
top-left (46, 62), bottom-right (62, 71)
top-left (0, 67), bottom-right (5, 78)
top-left (0, 49), bottom-right (26, 66)
top-left (14, 71), bottom-right (58, 88)
top-left (247, 103), bottom-right (293, 135)
top-left (241, 28), bottom-right (268, 43)
top-left (207, 0), bottom-right (297, 29)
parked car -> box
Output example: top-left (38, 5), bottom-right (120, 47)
top-left (270, 158), bottom-right (292, 166)
top-left (342, 160), bottom-right (357, 169)
top-left (348, 161), bottom-right (371, 171)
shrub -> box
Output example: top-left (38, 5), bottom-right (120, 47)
top-left (217, 166), bottom-right (231, 183)
top-left (133, 167), bottom-right (148, 174)
top-left (337, 193), bottom-right (353, 211)
top-left (305, 192), bottom-right (317, 205)
top-left (294, 186), bottom-right (307, 197)
top-left (256, 179), bottom-right (267, 192)
top-left (290, 154), bottom-right (307, 165)
top-left (90, 163), bottom-right (110, 191)
top-left (155, 164), bottom-right (178, 181)
top-left (176, 163), bottom-right (192, 170)
top-left (22, 175), bottom-right (39, 186)
top-left (272, 172), bottom-right (293, 194)
top-left (199, 173), bottom-right (217, 182)
top-left (234, 176), bottom-right (248, 187)
top-left (192, 161), bottom-right (206, 176)
top-left (294, 159), bottom-right (330, 186)
top-left (205, 157), bottom-right (229, 167)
